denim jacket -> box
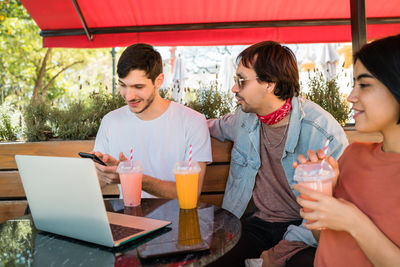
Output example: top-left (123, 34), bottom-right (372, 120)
top-left (208, 97), bottom-right (348, 219)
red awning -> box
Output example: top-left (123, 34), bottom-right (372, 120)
top-left (20, 0), bottom-right (400, 48)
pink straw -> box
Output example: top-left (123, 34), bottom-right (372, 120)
top-left (130, 147), bottom-right (133, 161)
top-left (189, 144), bottom-right (192, 167)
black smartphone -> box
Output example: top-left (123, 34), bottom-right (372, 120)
top-left (136, 240), bottom-right (210, 259)
top-left (78, 152), bottom-right (107, 166)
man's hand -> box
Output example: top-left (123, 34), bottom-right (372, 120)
top-left (92, 151), bottom-right (127, 186)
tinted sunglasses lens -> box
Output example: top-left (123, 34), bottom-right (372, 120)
top-left (234, 76), bottom-right (242, 88)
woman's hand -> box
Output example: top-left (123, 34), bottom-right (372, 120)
top-left (293, 184), bottom-right (362, 232)
top-left (293, 149), bottom-right (340, 188)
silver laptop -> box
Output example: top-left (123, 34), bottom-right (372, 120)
top-left (15, 155), bottom-right (170, 247)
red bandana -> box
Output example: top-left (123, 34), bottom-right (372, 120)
top-left (257, 98), bottom-right (292, 125)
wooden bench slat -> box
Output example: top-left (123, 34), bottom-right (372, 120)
top-left (202, 164), bottom-right (229, 192)
top-left (345, 129), bottom-right (383, 144)
top-left (102, 184), bottom-right (120, 196)
top-left (0, 171), bottom-right (119, 198)
top-left (199, 194), bottom-right (224, 207)
top-left (0, 140), bottom-right (95, 170)
top-left (0, 171), bottom-right (25, 198)
top-left (211, 138), bottom-right (232, 162)
top-left (0, 138), bottom-right (233, 169)
top-left (0, 200), bottom-right (28, 223)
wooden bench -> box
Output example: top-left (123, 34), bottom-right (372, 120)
top-left (0, 138), bottom-right (232, 223)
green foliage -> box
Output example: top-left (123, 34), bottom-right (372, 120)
top-left (0, 112), bottom-right (17, 141)
top-left (20, 91), bottom-right (125, 141)
top-left (0, 102), bottom-right (19, 141)
top-left (185, 83), bottom-right (235, 119)
top-left (49, 101), bottom-right (96, 140)
top-left (159, 88), bottom-right (174, 101)
top-left (0, 3), bottom-right (113, 107)
top-left (0, 221), bottom-right (34, 266)
top-left (305, 70), bottom-right (350, 126)
top-left (85, 90), bottom-right (126, 134)
top-left (0, 0), bottom-right (30, 20)
top-left (23, 102), bottom-right (52, 141)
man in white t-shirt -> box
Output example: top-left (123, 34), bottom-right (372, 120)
top-left (93, 43), bottom-right (212, 199)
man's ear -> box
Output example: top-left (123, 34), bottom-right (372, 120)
top-left (155, 73), bottom-right (164, 88)
top-left (266, 82), bottom-right (276, 94)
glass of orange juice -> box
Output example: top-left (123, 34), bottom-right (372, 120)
top-left (173, 161), bottom-right (201, 209)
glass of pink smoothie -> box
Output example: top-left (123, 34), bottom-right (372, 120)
top-left (294, 161), bottom-right (335, 214)
top-left (117, 160), bottom-right (143, 207)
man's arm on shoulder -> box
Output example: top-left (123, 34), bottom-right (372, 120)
top-left (142, 162), bottom-right (207, 199)
top-left (207, 111), bottom-right (237, 142)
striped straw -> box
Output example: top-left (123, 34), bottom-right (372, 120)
top-left (130, 147), bottom-right (133, 161)
top-left (189, 144), bottom-right (192, 167)
top-left (320, 139), bottom-right (330, 167)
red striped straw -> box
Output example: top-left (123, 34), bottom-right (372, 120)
top-left (189, 144), bottom-right (192, 167)
top-left (130, 147), bottom-right (133, 161)
top-left (320, 139), bottom-right (330, 167)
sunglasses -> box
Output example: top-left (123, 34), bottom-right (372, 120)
top-left (233, 75), bottom-right (259, 89)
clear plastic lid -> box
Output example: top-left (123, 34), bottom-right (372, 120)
top-left (116, 160), bottom-right (143, 174)
top-left (293, 161), bottom-right (335, 182)
top-left (172, 161), bottom-right (201, 174)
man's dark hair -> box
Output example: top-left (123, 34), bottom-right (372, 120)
top-left (238, 41), bottom-right (300, 100)
top-left (354, 34), bottom-right (400, 123)
top-left (117, 43), bottom-right (162, 82)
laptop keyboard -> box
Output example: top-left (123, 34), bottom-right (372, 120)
top-left (110, 224), bottom-right (144, 240)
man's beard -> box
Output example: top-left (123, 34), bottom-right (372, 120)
top-left (236, 93), bottom-right (251, 113)
top-left (129, 87), bottom-right (156, 114)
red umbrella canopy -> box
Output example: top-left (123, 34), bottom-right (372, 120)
top-left (20, 0), bottom-right (400, 48)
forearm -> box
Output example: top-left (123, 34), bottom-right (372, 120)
top-left (207, 113), bottom-right (235, 141)
top-left (142, 175), bottom-right (177, 199)
top-left (349, 211), bottom-right (400, 267)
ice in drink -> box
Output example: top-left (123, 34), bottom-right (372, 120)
top-left (117, 160), bottom-right (143, 207)
top-left (173, 161), bottom-right (201, 209)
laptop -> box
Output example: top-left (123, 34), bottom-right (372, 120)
top-left (15, 155), bottom-right (171, 247)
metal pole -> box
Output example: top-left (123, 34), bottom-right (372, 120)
top-left (350, 0), bottom-right (367, 54)
top-left (111, 47), bottom-right (116, 96)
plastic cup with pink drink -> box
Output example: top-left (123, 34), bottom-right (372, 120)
top-left (294, 161), bottom-right (335, 213)
top-left (117, 160), bottom-right (143, 207)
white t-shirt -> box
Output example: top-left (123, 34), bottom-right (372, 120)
top-left (94, 101), bottom-right (212, 198)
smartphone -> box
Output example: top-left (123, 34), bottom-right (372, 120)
top-left (137, 240), bottom-right (210, 259)
top-left (78, 152), bottom-right (107, 166)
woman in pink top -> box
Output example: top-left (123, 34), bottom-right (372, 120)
top-left (293, 34), bottom-right (400, 267)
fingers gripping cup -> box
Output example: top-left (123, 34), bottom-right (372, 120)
top-left (294, 161), bottom-right (335, 213)
top-left (173, 161), bottom-right (201, 209)
top-left (117, 161), bottom-right (143, 207)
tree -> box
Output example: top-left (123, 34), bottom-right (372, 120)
top-left (0, 0), bottom-right (112, 107)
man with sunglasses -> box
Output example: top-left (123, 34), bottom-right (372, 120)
top-left (207, 41), bottom-right (348, 266)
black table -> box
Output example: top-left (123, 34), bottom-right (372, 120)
top-left (0, 199), bottom-right (241, 266)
